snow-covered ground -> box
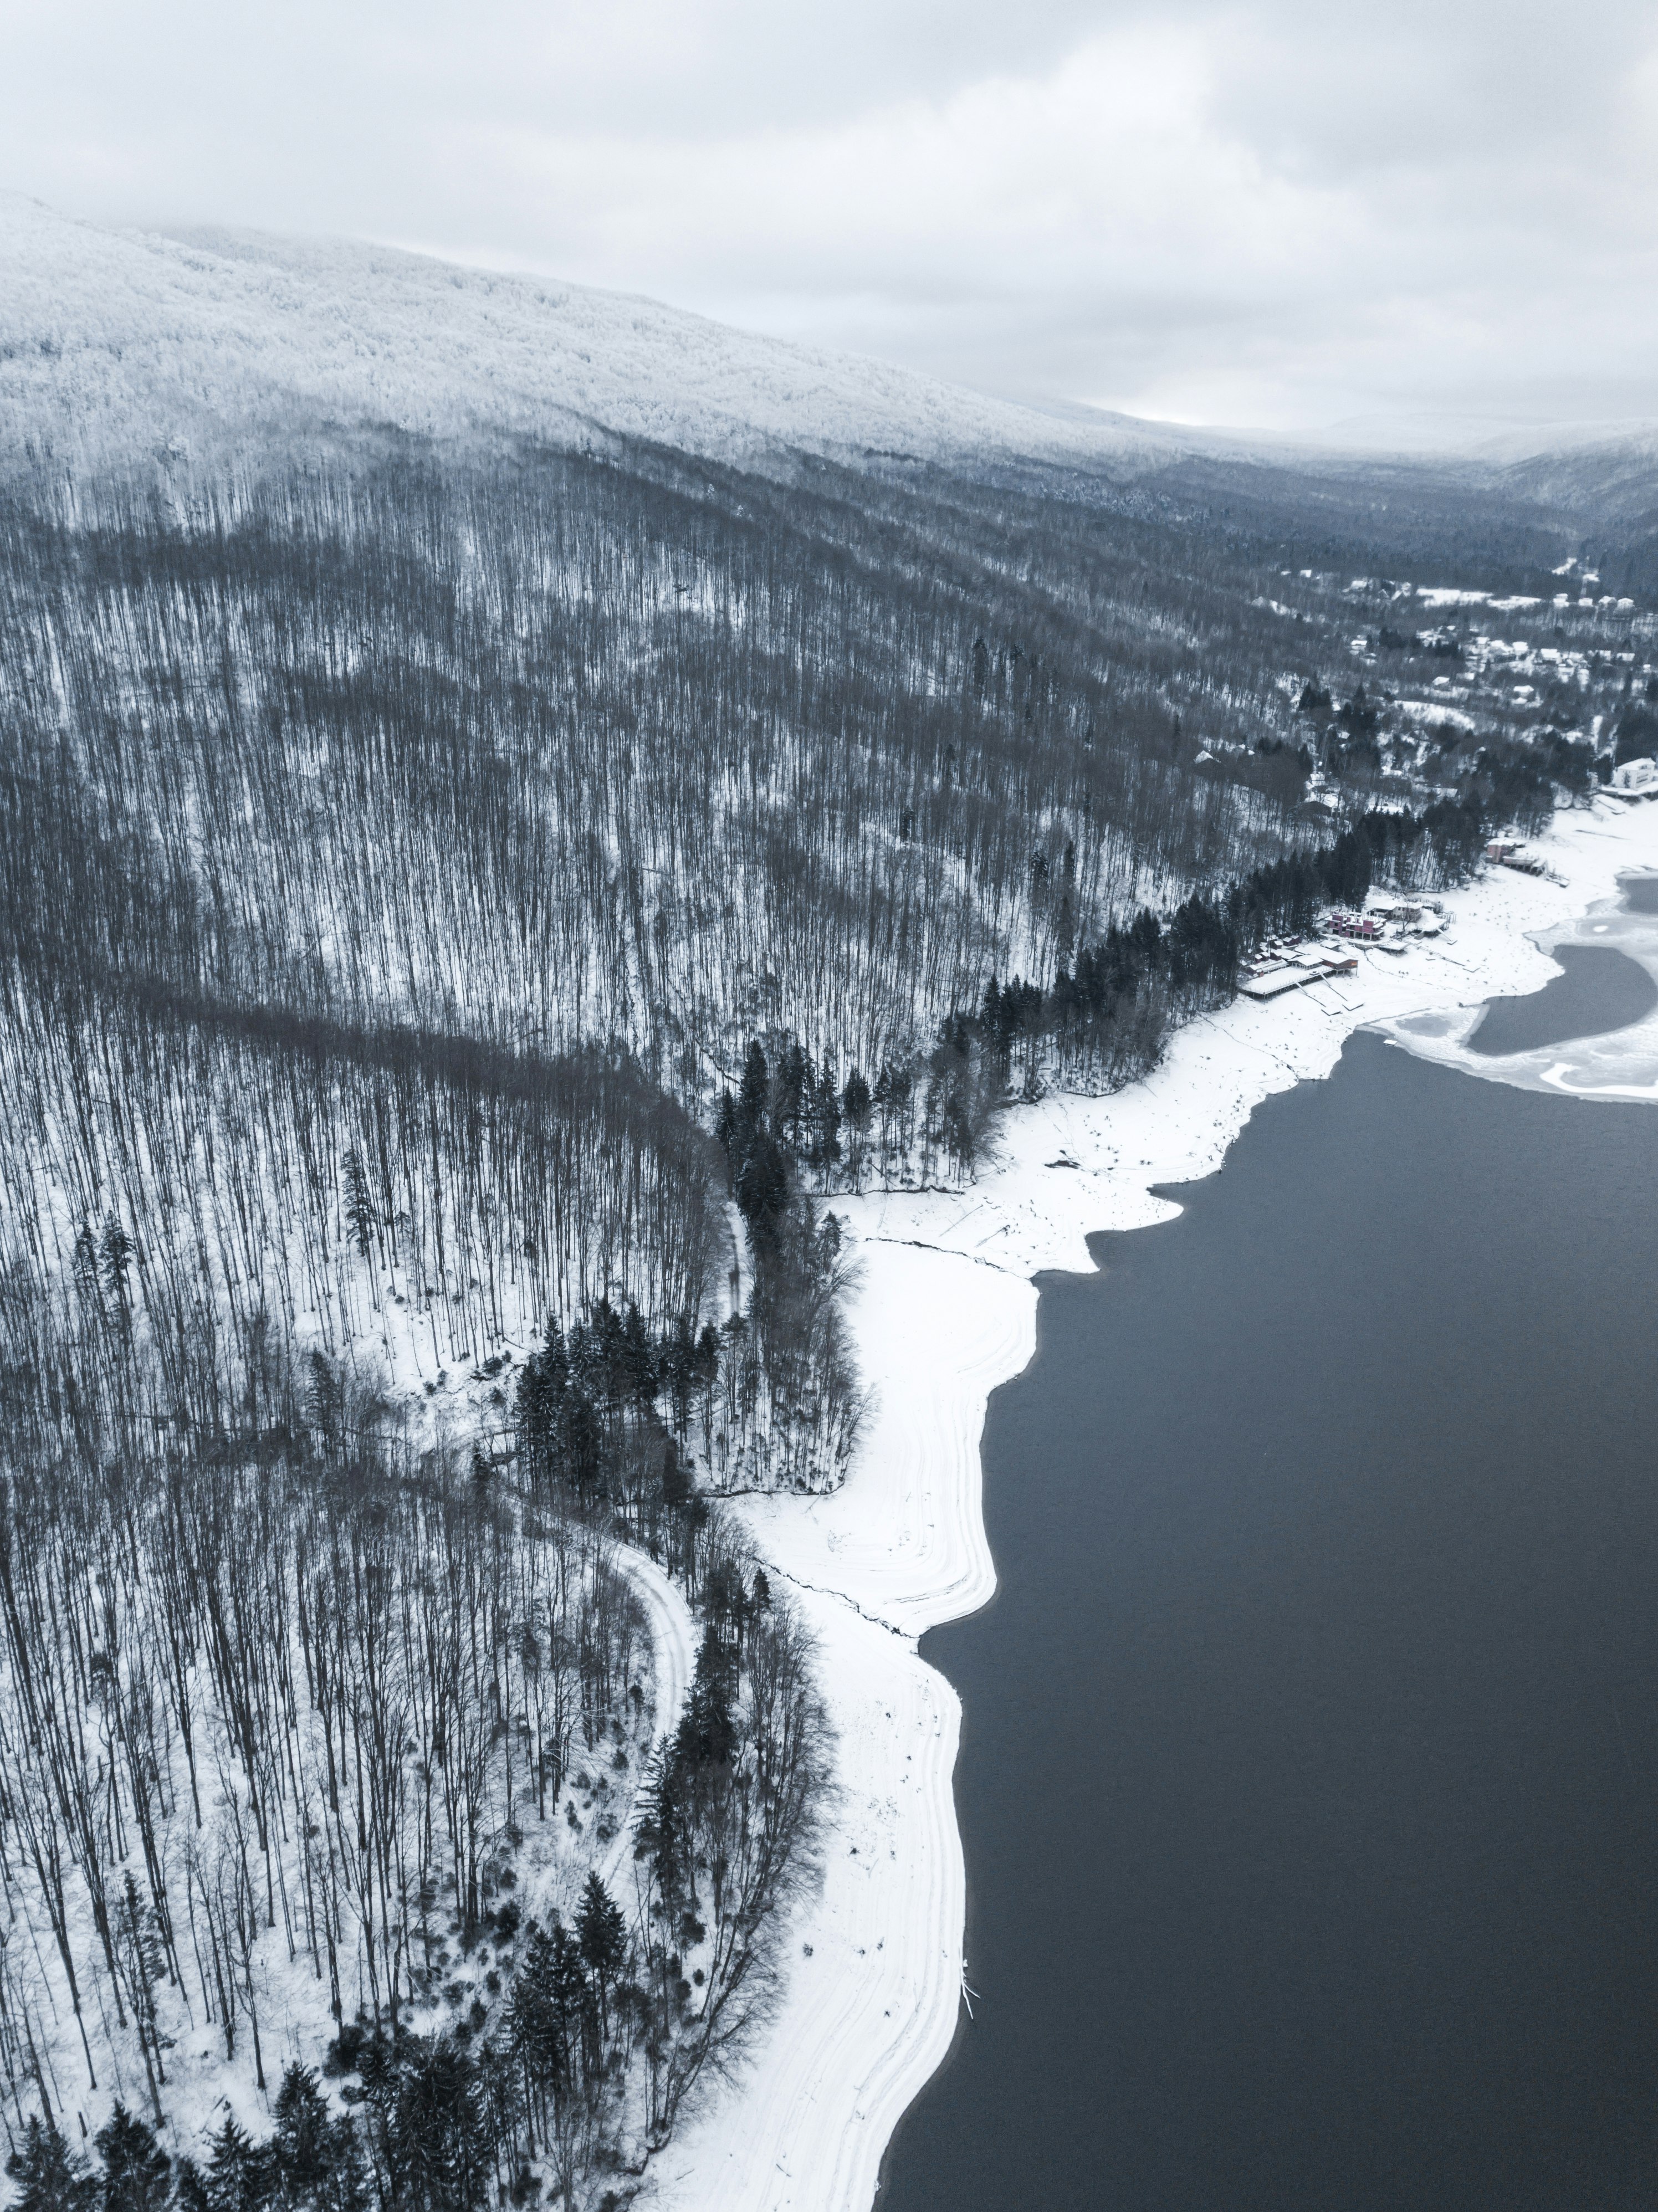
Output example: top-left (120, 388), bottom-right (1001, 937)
top-left (656, 794), bottom-right (1658, 2212)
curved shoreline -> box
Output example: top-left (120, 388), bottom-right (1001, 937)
top-left (656, 796), bottom-right (1658, 2212)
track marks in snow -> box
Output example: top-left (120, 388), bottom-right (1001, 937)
top-left (600, 1547), bottom-right (695, 1897)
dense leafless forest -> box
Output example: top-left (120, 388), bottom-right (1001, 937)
top-left (0, 422), bottom-right (1619, 2205)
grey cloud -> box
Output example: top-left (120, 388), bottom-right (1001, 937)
top-left (2, 0), bottom-right (1655, 433)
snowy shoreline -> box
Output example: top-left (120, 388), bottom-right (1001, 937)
top-left (657, 796), bottom-right (1658, 2212)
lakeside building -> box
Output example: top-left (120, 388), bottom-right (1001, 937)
top-left (1606, 758), bottom-right (1658, 803)
top-left (1485, 838), bottom-right (1549, 875)
top-left (1239, 951), bottom-right (1359, 1001)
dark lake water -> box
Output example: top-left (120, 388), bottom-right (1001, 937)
top-left (1621, 874), bottom-right (1658, 915)
top-left (1468, 943), bottom-right (1657, 1055)
top-left (882, 1032), bottom-right (1658, 2212)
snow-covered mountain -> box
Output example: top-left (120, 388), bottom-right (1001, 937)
top-left (1, 192), bottom-right (1190, 479)
top-left (18, 190), bottom-right (1652, 518)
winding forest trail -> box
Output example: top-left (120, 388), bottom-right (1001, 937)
top-left (603, 1547), bottom-right (697, 1896)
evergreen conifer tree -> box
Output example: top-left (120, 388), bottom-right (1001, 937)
top-left (99, 1211), bottom-right (135, 1306)
top-left (575, 1872), bottom-right (628, 2039)
top-left (738, 1041), bottom-right (769, 1134)
top-left (272, 2064), bottom-right (333, 2199)
top-left (94, 2102), bottom-right (171, 2212)
top-left (199, 2115), bottom-right (272, 2212)
top-left (382, 2035), bottom-right (489, 2211)
top-left (73, 1219), bottom-right (103, 1310)
top-left (171, 2161), bottom-right (209, 2212)
top-left (342, 1147), bottom-right (377, 1261)
top-left (6, 2112), bottom-right (98, 2211)
top-left (270, 2062), bottom-right (370, 2209)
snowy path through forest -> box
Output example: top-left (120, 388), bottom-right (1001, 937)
top-left (603, 1548), bottom-right (696, 1893)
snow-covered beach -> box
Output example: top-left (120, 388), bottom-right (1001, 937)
top-left (658, 793), bottom-right (1658, 2212)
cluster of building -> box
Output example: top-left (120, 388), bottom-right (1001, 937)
top-left (1237, 897), bottom-right (1449, 1002)
top-left (1237, 942), bottom-right (1360, 1001)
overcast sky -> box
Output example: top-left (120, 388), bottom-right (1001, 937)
top-left (5, 0), bottom-right (1656, 433)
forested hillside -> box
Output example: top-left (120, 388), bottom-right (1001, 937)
top-left (0, 368), bottom-right (1634, 2204)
